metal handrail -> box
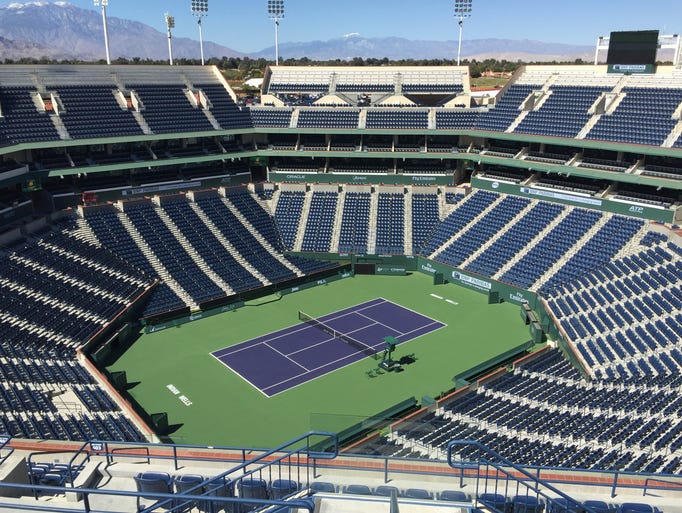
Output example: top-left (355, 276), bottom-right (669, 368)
top-left (447, 439), bottom-right (599, 513)
top-left (0, 481), bottom-right (315, 513)
top-left (26, 446), bottom-right (91, 492)
top-left (643, 476), bottom-right (682, 496)
top-left (151, 430), bottom-right (338, 512)
top-left (0, 435), bottom-right (12, 465)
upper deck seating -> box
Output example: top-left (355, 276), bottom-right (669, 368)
top-left (586, 87), bottom-right (682, 146)
top-left (128, 85), bottom-right (215, 134)
top-left (0, 86), bottom-right (60, 145)
top-left (196, 83), bottom-right (253, 129)
top-left (55, 86), bottom-right (143, 139)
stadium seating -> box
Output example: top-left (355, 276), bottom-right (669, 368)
top-left (1, 63), bottom-right (681, 506)
top-left (544, 240), bottom-right (682, 379)
top-left (159, 195), bottom-right (265, 292)
top-left (475, 85), bottom-right (535, 132)
top-left (411, 193), bottom-right (441, 253)
top-left (192, 192), bottom-right (298, 284)
top-left (122, 200), bottom-right (226, 304)
top-left (514, 86), bottom-right (609, 138)
top-left (586, 87), bottom-right (682, 146)
top-left (463, 201), bottom-right (565, 277)
top-left (195, 83), bottom-right (253, 129)
top-left (338, 192), bottom-right (371, 254)
top-left (0, 227), bottom-right (149, 443)
top-left (297, 109), bottom-right (360, 129)
top-left (265, 66), bottom-right (468, 100)
top-left (274, 190), bottom-right (306, 249)
top-left (366, 110), bottom-right (429, 129)
top-left (250, 107), bottom-right (293, 128)
top-left (82, 205), bottom-right (185, 317)
top-left (421, 190), bottom-right (500, 256)
top-left (435, 110), bottom-right (480, 129)
top-left (369, 348), bottom-right (682, 474)
top-left (301, 191), bottom-right (338, 252)
top-left (498, 209), bottom-right (603, 290)
top-left (81, 190), bottom-right (340, 314)
top-left (55, 85), bottom-right (143, 139)
top-left (375, 193), bottom-right (405, 254)
top-left (433, 195), bottom-right (531, 268)
top-left (127, 85), bottom-right (215, 134)
top-left (0, 86), bottom-right (60, 145)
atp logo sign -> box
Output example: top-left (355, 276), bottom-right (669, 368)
top-left (628, 206), bottom-right (645, 215)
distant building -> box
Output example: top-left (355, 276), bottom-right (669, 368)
top-left (244, 78), bottom-right (264, 88)
top-left (481, 70), bottom-right (513, 78)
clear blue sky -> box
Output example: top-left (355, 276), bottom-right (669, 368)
top-left (14, 0), bottom-right (682, 53)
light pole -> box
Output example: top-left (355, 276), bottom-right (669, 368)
top-left (93, 0), bottom-right (111, 65)
top-left (267, 0), bottom-right (285, 66)
top-left (165, 13), bottom-right (175, 66)
top-left (454, 0), bottom-right (473, 66)
top-left (191, 0), bottom-right (209, 65)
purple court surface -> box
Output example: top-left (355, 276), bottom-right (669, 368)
top-left (211, 298), bottom-right (446, 397)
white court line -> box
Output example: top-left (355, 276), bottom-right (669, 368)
top-left (263, 318), bottom-right (446, 395)
top-left (215, 297), bottom-right (447, 397)
top-left (430, 294), bottom-right (444, 299)
top-left (446, 299), bottom-right (459, 306)
top-left (262, 318), bottom-right (447, 396)
top-left (377, 297), bottom-right (449, 328)
top-left (287, 322), bottom-right (378, 358)
top-left (264, 342), bottom-right (310, 372)
top-left (356, 311), bottom-right (397, 333)
top-left (209, 352), bottom-right (270, 399)
top-left (395, 320), bottom-right (446, 341)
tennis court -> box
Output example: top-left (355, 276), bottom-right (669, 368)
top-left (211, 298), bottom-right (446, 396)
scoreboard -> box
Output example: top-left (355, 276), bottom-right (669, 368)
top-left (607, 30), bottom-right (659, 73)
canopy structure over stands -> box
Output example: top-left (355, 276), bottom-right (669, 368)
top-left (261, 65), bottom-right (471, 105)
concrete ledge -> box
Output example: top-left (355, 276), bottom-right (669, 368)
top-left (67, 461), bottom-right (102, 503)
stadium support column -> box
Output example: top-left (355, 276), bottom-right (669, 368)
top-left (594, 36), bottom-right (603, 65)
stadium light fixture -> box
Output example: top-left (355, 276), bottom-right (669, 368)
top-left (267, 0), bottom-right (285, 66)
top-left (93, 0), bottom-right (111, 65)
top-left (191, 0), bottom-right (209, 65)
top-left (454, 0), bottom-right (473, 66)
top-left (165, 13), bottom-right (175, 66)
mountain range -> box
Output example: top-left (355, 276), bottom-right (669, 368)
top-left (0, 2), bottom-right (596, 62)
top-left (0, 1), bottom-right (244, 61)
top-left (252, 35), bottom-right (594, 62)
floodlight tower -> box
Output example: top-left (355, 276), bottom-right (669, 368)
top-left (165, 13), bottom-right (175, 66)
top-left (454, 0), bottom-right (473, 66)
top-left (93, 0), bottom-right (111, 65)
top-left (267, 0), bottom-right (285, 66)
top-left (191, 0), bottom-right (209, 65)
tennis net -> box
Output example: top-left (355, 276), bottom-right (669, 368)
top-left (298, 311), bottom-right (378, 359)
